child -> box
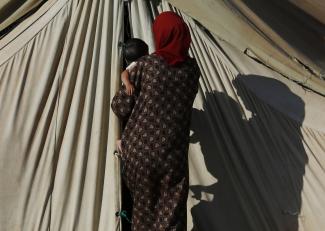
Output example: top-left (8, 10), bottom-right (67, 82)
top-left (121, 38), bottom-right (149, 96)
top-left (116, 38), bottom-right (149, 153)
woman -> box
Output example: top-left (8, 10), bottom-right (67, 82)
top-left (112, 12), bottom-right (200, 231)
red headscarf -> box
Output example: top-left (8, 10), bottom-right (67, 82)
top-left (153, 11), bottom-right (191, 66)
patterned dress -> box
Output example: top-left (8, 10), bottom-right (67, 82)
top-left (112, 54), bottom-right (200, 231)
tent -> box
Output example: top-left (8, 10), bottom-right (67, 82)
top-left (0, 0), bottom-right (325, 230)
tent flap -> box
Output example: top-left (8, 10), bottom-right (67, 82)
top-left (0, 0), bottom-right (123, 230)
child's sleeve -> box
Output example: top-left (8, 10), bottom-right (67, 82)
top-left (111, 87), bottom-right (135, 120)
top-left (125, 61), bottom-right (137, 71)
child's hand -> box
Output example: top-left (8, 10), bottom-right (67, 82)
top-left (125, 83), bottom-right (135, 96)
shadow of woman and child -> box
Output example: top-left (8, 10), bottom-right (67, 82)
top-left (189, 75), bottom-right (308, 231)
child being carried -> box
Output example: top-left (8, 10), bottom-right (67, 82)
top-left (116, 38), bottom-right (149, 153)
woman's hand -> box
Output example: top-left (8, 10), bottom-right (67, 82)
top-left (116, 139), bottom-right (123, 153)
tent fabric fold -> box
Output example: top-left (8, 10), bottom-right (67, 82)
top-left (288, 0), bottom-right (325, 25)
top-left (0, 0), bottom-right (48, 33)
top-left (0, 0), bottom-right (123, 230)
top-left (168, 0), bottom-right (325, 96)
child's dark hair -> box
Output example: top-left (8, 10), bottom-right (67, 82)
top-left (123, 38), bottom-right (148, 63)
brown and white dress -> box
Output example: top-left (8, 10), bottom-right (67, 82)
top-left (111, 54), bottom-right (200, 231)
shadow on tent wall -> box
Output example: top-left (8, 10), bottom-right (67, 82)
top-left (189, 75), bottom-right (307, 231)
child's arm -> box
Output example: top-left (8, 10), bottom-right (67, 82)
top-left (121, 70), bottom-right (135, 96)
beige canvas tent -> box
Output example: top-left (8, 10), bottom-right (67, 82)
top-left (1, 0), bottom-right (325, 230)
